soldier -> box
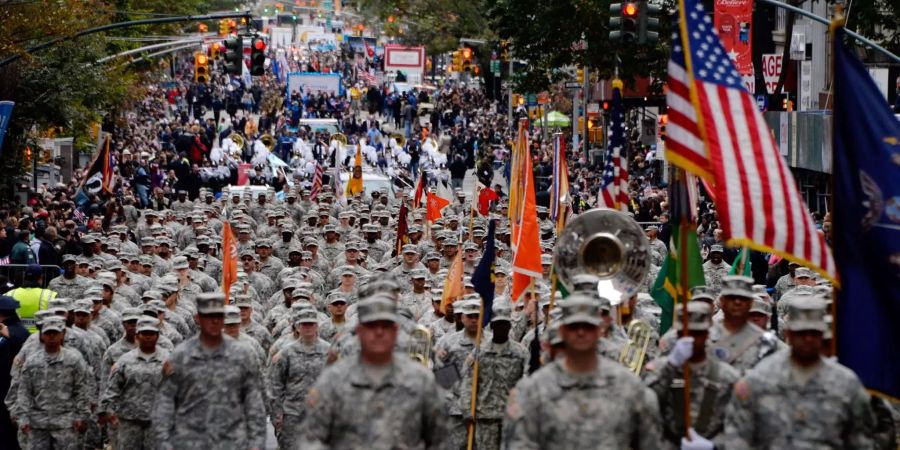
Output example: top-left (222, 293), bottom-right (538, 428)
top-left (773, 261), bottom-right (800, 301)
top-left (16, 316), bottom-right (93, 450)
top-left (222, 306), bottom-right (266, 369)
top-left (503, 293), bottom-right (662, 449)
top-left (99, 316), bottom-right (169, 450)
top-left (643, 302), bottom-right (740, 449)
top-left (457, 302), bottom-right (528, 450)
top-left (708, 276), bottom-right (784, 374)
top-left (256, 238), bottom-right (285, 282)
top-left (319, 295), bottom-right (355, 343)
top-left (299, 294), bottom-right (448, 448)
top-left (645, 225), bottom-right (668, 267)
top-left (152, 293), bottom-right (266, 450)
top-left (399, 268), bottom-right (431, 320)
top-left (48, 254), bottom-right (90, 300)
top-left (702, 245), bottom-right (731, 297)
top-left (268, 308), bottom-right (330, 449)
top-left (722, 294), bottom-right (876, 449)
top-left (235, 294), bottom-right (273, 353)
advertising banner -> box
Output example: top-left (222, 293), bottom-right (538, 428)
top-left (715, 0), bottom-right (753, 77)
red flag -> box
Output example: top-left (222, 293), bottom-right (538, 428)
top-left (365, 40), bottom-right (375, 58)
top-left (510, 141), bottom-right (543, 302)
top-left (221, 220), bottom-right (238, 304)
top-left (477, 187), bottom-right (499, 216)
top-left (395, 204), bottom-right (409, 256)
top-left (440, 250), bottom-right (464, 314)
top-left (413, 172), bottom-right (426, 208)
top-left (426, 192), bottom-right (449, 223)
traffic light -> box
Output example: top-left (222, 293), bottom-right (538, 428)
top-left (451, 50), bottom-right (463, 72)
top-left (461, 47), bottom-right (473, 73)
top-left (638, 0), bottom-right (660, 44)
top-left (218, 20), bottom-right (229, 36)
top-left (23, 146), bottom-right (32, 165)
top-left (609, 2), bottom-right (639, 44)
top-left (223, 37), bottom-right (243, 75)
top-left (576, 67), bottom-right (584, 83)
top-left (198, 23), bottom-right (208, 33)
top-left (500, 40), bottom-right (510, 61)
top-left (194, 52), bottom-right (209, 83)
top-left (250, 37), bottom-right (266, 76)
top-left (209, 42), bottom-right (221, 59)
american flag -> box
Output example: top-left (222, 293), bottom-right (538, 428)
top-left (597, 82), bottom-right (629, 211)
top-left (310, 163), bottom-right (323, 200)
top-left (359, 70), bottom-right (376, 86)
top-left (669, 0), bottom-right (836, 280)
top-left (72, 208), bottom-right (86, 225)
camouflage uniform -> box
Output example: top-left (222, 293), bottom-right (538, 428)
top-left (99, 347), bottom-right (171, 450)
top-left (503, 358), bottom-right (662, 449)
top-left (152, 336), bottom-right (267, 450)
top-left (47, 275), bottom-right (90, 300)
top-left (702, 260), bottom-right (731, 297)
top-left (299, 355), bottom-right (448, 449)
top-left (268, 338), bottom-right (330, 449)
top-left (457, 339), bottom-right (528, 450)
top-left (723, 350), bottom-right (876, 449)
top-left (16, 347), bottom-right (94, 450)
top-left (643, 357), bottom-right (740, 449)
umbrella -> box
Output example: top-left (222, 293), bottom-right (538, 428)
top-left (546, 111), bottom-right (571, 127)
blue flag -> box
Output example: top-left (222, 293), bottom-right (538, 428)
top-left (472, 220), bottom-right (496, 327)
top-left (832, 28), bottom-right (900, 400)
top-left (0, 101), bottom-right (14, 157)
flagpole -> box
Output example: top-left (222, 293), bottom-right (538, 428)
top-left (676, 168), bottom-right (692, 439)
top-left (465, 292), bottom-right (486, 450)
top-left (827, 4), bottom-right (845, 362)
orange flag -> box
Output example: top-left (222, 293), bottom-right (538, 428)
top-left (426, 191), bottom-right (450, 223)
top-left (346, 144), bottom-right (364, 196)
top-left (510, 137), bottom-right (543, 302)
top-left (221, 220), bottom-right (238, 304)
top-left (440, 250), bottom-right (464, 313)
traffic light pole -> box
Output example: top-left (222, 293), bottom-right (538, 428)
top-left (0, 11), bottom-right (253, 68)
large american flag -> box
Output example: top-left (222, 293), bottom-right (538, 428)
top-left (310, 163), bottom-right (323, 200)
top-left (668, 0), bottom-right (836, 280)
top-left (597, 83), bottom-right (629, 211)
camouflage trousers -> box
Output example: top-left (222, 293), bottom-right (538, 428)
top-left (470, 419), bottom-right (502, 450)
top-left (28, 427), bottom-right (81, 450)
top-left (444, 416), bottom-right (466, 450)
top-left (276, 413), bottom-right (305, 450)
top-left (115, 419), bottom-right (154, 450)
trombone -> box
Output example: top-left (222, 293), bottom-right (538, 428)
top-left (408, 325), bottom-right (433, 367)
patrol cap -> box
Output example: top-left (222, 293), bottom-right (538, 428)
top-left (490, 302), bottom-right (512, 323)
top-left (62, 254), bottom-right (78, 264)
top-left (328, 294), bottom-right (349, 305)
top-left (784, 294), bottom-right (828, 333)
top-left (544, 321), bottom-right (563, 346)
top-left (794, 267), bottom-right (814, 279)
top-left (293, 308), bottom-right (319, 325)
top-left (457, 296), bottom-right (482, 315)
top-left (402, 244), bottom-right (418, 254)
top-left (357, 294), bottom-right (399, 324)
top-left (675, 302), bottom-right (713, 331)
top-left (719, 275), bottom-right (755, 299)
top-left (195, 293), bottom-right (226, 315)
top-left (540, 253), bottom-right (553, 265)
top-left (171, 256), bottom-right (189, 270)
top-left (122, 307), bottom-right (143, 322)
top-left (41, 316), bottom-right (66, 333)
top-left (136, 316), bottom-right (160, 333)
top-left (339, 266), bottom-right (356, 277)
top-left (690, 285), bottom-right (715, 302)
top-left (292, 288), bottom-right (313, 300)
top-left (410, 268), bottom-right (427, 280)
top-left (232, 293), bottom-right (253, 308)
top-left (559, 294), bottom-right (603, 326)
top-left (140, 237), bottom-right (156, 247)
top-left (223, 305), bottom-right (241, 325)
top-left (709, 244), bottom-right (724, 254)
top-left (72, 299), bottom-right (93, 314)
top-left (749, 297), bottom-right (772, 316)
top-left (81, 234), bottom-right (96, 244)
top-left (425, 251), bottom-right (441, 261)
top-left (47, 297), bottom-right (71, 314)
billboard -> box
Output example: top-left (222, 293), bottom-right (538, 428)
top-left (715, 0), bottom-right (753, 77)
top-left (286, 72), bottom-right (343, 96)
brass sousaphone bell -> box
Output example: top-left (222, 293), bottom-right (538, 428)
top-left (260, 134), bottom-right (276, 151)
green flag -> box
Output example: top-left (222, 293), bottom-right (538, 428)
top-left (650, 221), bottom-right (706, 335)
top-left (728, 248), bottom-right (752, 276)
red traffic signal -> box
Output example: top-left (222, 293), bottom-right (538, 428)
top-left (623, 2), bottom-right (637, 17)
top-left (602, 101), bottom-right (610, 110)
top-left (253, 39), bottom-right (266, 51)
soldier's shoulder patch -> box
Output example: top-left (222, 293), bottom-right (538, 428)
top-left (733, 379), bottom-right (751, 402)
top-left (162, 359), bottom-right (174, 377)
top-left (306, 388), bottom-right (320, 408)
top-left (506, 388), bottom-right (521, 419)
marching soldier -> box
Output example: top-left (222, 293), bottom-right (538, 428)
top-left (152, 293), bottom-right (267, 450)
top-left (643, 302), bottom-right (740, 449)
top-left (300, 294), bottom-right (448, 449)
top-left (723, 293), bottom-right (876, 449)
top-left (47, 255), bottom-right (90, 301)
top-left (702, 245), bottom-right (730, 297)
top-left (503, 293), bottom-right (662, 449)
top-left (16, 316), bottom-right (93, 450)
top-left (268, 308), bottom-right (330, 449)
top-left (99, 316), bottom-right (169, 450)
top-left (708, 276), bottom-right (784, 374)
top-left (457, 302), bottom-right (527, 450)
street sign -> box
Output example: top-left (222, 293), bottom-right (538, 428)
top-left (586, 102), bottom-right (600, 117)
top-left (490, 60), bottom-right (500, 76)
top-left (756, 94), bottom-right (768, 111)
top-left (526, 93), bottom-right (537, 107)
top-left (565, 81), bottom-right (581, 90)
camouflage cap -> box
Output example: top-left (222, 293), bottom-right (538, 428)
top-left (675, 302), bottom-right (713, 331)
top-left (41, 316), bottom-right (66, 333)
top-left (690, 285), bottom-right (715, 302)
top-left (223, 305), bottom-right (242, 325)
top-left (293, 308), bottom-right (319, 325)
top-left (794, 267), bottom-right (814, 279)
top-left (709, 244), bottom-right (724, 254)
top-left (357, 294), bottom-right (399, 324)
top-left (719, 275), bottom-right (755, 299)
top-left (749, 297), bottom-right (772, 316)
top-left (171, 256), bottom-right (189, 270)
top-left (425, 251), bottom-right (441, 261)
top-left (232, 293), bottom-right (253, 308)
top-left (490, 301), bottom-right (512, 322)
top-left (72, 299), bottom-right (93, 314)
top-left (785, 294), bottom-right (828, 333)
top-left (136, 316), bottom-right (160, 333)
top-left (195, 293), bottom-right (226, 315)
top-left (121, 307), bottom-right (143, 322)
top-left (559, 294), bottom-right (603, 326)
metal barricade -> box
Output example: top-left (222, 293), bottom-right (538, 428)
top-left (0, 264), bottom-right (61, 290)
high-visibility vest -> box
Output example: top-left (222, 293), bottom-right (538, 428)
top-left (8, 287), bottom-right (57, 333)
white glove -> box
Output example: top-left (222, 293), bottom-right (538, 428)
top-left (680, 428), bottom-right (714, 450)
top-left (668, 336), bottom-right (695, 368)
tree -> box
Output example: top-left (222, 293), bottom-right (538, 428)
top-left (486, 0), bottom-right (676, 93)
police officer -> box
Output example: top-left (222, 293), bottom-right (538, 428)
top-left (152, 293), bottom-right (266, 450)
top-left (643, 302), bottom-right (740, 449)
top-left (299, 294), bottom-right (448, 448)
top-left (723, 293), bottom-right (876, 448)
top-left (7, 265), bottom-right (57, 333)
top-left (268, 308), bottom-right (330, 449)
top-left (99, 316), bottom-right (169, 450)
top-left (503, 293), bottom-right (662, 449)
